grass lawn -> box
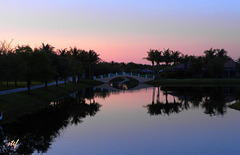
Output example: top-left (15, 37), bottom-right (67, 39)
top-left (146, 78), bottom-right (240, 86)
top-left (0, 81), bottom-right (46, 91)
top-left (229, 101), bottom-right (240, 111)
top-left (0, 80), bottom-right (103, 123)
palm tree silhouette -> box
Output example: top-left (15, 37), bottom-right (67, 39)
top-left (143, 49), bottom-right (155, 66)
top-left (180, 54), bottom-right (190, 78)
top-left (171, 50), bottom-right (181, 66)
top-left (162, 49), bottom-right (172, 78)
top-left (88, 50), bottom-right (101, 78)
top-left (154, 50), bottom-right (163, 79)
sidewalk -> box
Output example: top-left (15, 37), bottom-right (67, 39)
top-left (0, 80), bottom-right (66, 96)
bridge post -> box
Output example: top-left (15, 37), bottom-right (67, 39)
top-left (123, 72), bottom-right (125, 75)
top-left (145, 75), bottom-right (147, 78)
top-left (138, 73), bottom-right (140, 77)
top-left (116, 73), bottom-right (118, 76)
top-left (131, 72), bottom-right (132, 76)
top-left (93, 76), bottom-right (96, 80)
top-left (101, 75), bottom-right (103, 79)
top-left (108, 74), bottom-right (110, 77)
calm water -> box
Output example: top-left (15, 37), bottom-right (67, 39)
top-left (1, 86), bottom-right (240, 154)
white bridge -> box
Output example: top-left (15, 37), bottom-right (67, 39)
top-left (93, 72), bottom-right (154, 83)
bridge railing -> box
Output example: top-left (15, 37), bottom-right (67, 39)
top-left (93, 72), bottom-right (155, 80)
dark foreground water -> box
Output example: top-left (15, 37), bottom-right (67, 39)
top-left (1, 86), bottom-right (240, 154)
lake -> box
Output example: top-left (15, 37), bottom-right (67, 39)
top-left (1, 85), bottom-right (240, 154)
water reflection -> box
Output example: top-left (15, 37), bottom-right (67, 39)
top-left (146, 86), bottom-right (240, 116)
top-left (0, 90), bottom-right (101, 154)
top-left (109, 77), bottom-right (139, 90)
top-left (1, 86), bottom-right (240, 154)
top-left (146, 87), bottom-right (183, 116)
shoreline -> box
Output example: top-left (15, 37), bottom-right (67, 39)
top-left (146, 78), bottom-right (240, 86)
top-left (0, 80), bottom-right (103, 123)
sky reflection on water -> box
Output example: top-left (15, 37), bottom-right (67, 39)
top-left (45, 86), bottom-right (240, 155)
top-left (1, 86), bottom-right (240, 154)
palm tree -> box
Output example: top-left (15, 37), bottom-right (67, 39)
top-left (204, 48), bottom-right (216, 63)
top-left (180, 54), bottom-right (190, 78)
top-left (15, 45), bottom-right (34, 93)
top-left (40, 43), bottom-right (55, 56)
top-left (88, 50), bottom-right (101, 78)
top-left (69, 47), bottom-right (79, 57)
top-left (154, 49), bottom-right (162, 79)
top-left (171, 50), bottom-right (181, 65)
top-left (68, 47), bottom-right (82, 82)
top-left (39, 43), bottom-right (56, 88)
top-left (144, 49), bottom-right (155, 66)
top-left (58, 48), bottom-right (67, 57)
top-left (143, 49), bottom-right (156, 77)
top-left (162, 49), bottom-right (172, 78)
top-left (216, 49), bottom-right (230, 62)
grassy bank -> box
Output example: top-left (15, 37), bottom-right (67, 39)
top-left (0, 80), bottom-right (103, 123)
top-left (229, 101), bottom-right (240, 111)
top-left (0, 81), bottom-right (45, 91)
top-left (146, 78), bottom-right (240, 86)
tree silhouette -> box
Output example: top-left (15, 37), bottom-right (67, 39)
top-left (32, 49), bottom-right (55, 89)
top-left (171, 50), bottom-right (181, 65)
top-left (88, 50), bottom-right (101, 78)
top-left (15, 45), bottom-right (34, 93)
top-left (162, 49), bottom-right (172, 78)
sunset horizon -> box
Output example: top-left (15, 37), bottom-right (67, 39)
top-left (1, 0), bottom-right (240, 64)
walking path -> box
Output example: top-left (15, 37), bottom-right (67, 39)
top-left (0, 80), bottom-right (66, 96)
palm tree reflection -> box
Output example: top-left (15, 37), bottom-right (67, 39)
top-left (202, 87), bottom-right (227, 116)
top-left (147, 86), bottom-right (182, 116)
top-left (146, 86), bottom-right (236, 116)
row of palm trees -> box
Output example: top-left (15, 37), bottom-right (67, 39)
top-left (144, 48), bottom-right (236, 79)
top-left (143, 48), bottom-right (183, 78)
top-left (0, 41), bottom-right (101, 92)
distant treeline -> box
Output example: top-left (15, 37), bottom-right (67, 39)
top-left (144, 48), bottom-right (240, 79)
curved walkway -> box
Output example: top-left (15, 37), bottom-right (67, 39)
top-left (0, 80), bottom-right (66, 96)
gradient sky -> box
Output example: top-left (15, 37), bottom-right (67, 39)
top-left (1, 0), bottom-right (240, 64)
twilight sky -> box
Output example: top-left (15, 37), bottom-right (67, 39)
top-left (1, 0), bottom-right (240, 64)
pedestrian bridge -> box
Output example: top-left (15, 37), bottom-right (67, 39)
top-left (93, 72), bottom-right (154, 83)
